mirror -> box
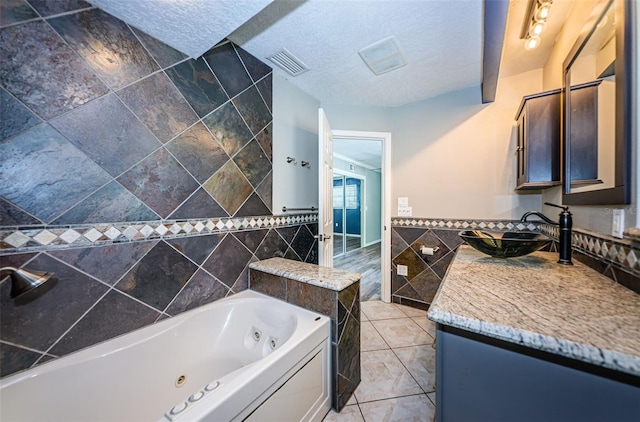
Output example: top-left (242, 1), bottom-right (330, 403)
top-left (563, 0), bottom-right (633, 205)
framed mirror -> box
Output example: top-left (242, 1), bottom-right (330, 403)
top-left (562, 0), bottom-right (634, 205)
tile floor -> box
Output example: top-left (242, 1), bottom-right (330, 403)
top-left (323, 300), bottom-right (437, 422)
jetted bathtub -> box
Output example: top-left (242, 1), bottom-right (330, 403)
top-left (0, 290), bottom-right (331, 421)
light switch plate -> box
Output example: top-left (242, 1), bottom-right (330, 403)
top-left (612, 209), bottom-right (624, 238)
top-left (397, 265), bottom-right (408, 276)
top-left (398, 206), bottom-right (412, 217)
top-left (398, 197), bottom-right (409, 207)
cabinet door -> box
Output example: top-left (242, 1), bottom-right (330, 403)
top-left (516, 113), bottom-right (526, 187)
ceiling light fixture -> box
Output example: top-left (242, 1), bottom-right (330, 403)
top-left (358, 36), bottom-right (407, 76)
top-left (520, 0), bottom-right (553, 51)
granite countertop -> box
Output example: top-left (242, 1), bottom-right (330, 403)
top-left (249, 258), bottom-right (361, 291)
top-left (428, 246), bottom-right (640, 376)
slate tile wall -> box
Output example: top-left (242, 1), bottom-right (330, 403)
top-left (0, 1), bottom-right (316, 378)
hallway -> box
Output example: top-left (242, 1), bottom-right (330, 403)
top-left (334, 242), bottom-right (381, 301)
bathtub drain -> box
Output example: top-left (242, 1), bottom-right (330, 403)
top-left (175, 374), bottom-right (187, 388)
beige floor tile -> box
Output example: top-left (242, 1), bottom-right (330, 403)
top-left (394, 303), bottom-right (427, 318)
top-left (355, 349), bottom-right (422, 402)
top-left (371, 318), bottom-right (432, 348)
top-left (427, 392), bottom-right (436, 406)
top-left (394, 345), bottom-right (436, 392)
top-left (359, 394), bottom-right (436, 422)
top-left (347, 393), bottom-right (357, 405)
top-left (361, 321), bottom-right (389, 351)
top-left (412, 316), bottom-right (436, 339)
top-left (361, 301), bottom-right (406, 320)
top-left (361, 309), bottom-right (369, 321)
top-left (323, 404), bottom-right (364, 421)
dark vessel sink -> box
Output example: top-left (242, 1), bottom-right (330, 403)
top-left (459, 230), bottom-right (552, 258)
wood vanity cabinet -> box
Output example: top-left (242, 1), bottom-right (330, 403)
top-left (515, 89), bottom-right (561, 190)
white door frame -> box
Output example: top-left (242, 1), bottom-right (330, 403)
top-left (332, 130), bottom-right (391, 303)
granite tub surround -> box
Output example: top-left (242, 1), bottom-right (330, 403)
top-left (0, 223), bottom-right (319, 378)
top-left (428, 246), bottom-right (640, 376)
top-left (249, 259), bottom-right (361, 411)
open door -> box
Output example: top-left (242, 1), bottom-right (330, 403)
top-left (318, 109), bottom-right (334, 267)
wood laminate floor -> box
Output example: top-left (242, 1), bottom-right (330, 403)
top-left (333, 234), bottom-right (362, 256)
top-left (333, 242), bottom-right (381, 301)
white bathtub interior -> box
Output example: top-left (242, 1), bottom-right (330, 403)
top-left (0, 290), bottom-right (331, 422)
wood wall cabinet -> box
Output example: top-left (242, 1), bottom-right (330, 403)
top-left (515, 89), bottom-right (561, 190)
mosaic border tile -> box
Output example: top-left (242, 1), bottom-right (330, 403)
top-left (391, 217), bottom-right (541, 232)
top-left (0, 214), bottom-right (318, 254)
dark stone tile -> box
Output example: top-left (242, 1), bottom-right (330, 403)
top-left (168, 188), bottom-right (229, 220)
top-left (0, 124), bottom-right (111, 223)
top-left (337, 313), bottom-right (360, 409)
top-left (291, 225), bottom-right (315, 263)
top-left (202, 234), bottom-right (253, 289)
top-left (51, 93), bottom-right (161, 177)
top-left (49, 241), bottom-right (157, 285)
top-left (249, 270), bottom-right (286, 300)
top-left (117, 71), bottom-right (197, 143)
top-left (0, 252), bottom-right (37, 269)
top-left (0, 88), bottom-right (40, 140)
top-left (116, 241), bottom-right (197, 311)
top-left (432, 229), bottom-right (465, 250)
top-left (165, 122), bottom-right (229, 183)
top-left (307, 223), bottom-right (318, 236)
top-left (394, 282), bottom-right (423, 302)
top-left (256, 73), bottom-right (273, 112)
top-left (256, 171), bottom-right (273, 212)
top-left (0, 341), bottom-right (41, 378)
top-left (0, 254), bottom-right (109, 351)
top-left (204, 43), bottom-right (252, 98)
top-left (284, 247), bottom-right (301, 261)
top-left (1, 0), bottom-right (38, 28)
top-left (202, 101), bottom-right (253, 156)
top-left (235, 193), bottom-right (270, 218)
top-left (431, 250), bottom-right (456, 279)
top-left (233, 229), bottom-right (268, 253)
top-left (52, 181), bottom-right (159, 224)
top-left (391, 266), bottom-right (408, 295)
top-left (410, 268), bottom-right (442, 303)
top-left (0, 198), bottom-right (41, 226)
top-left (232, 86), bottom-right (272, 136)
top-left (337, 300), bottom-right (348, 341)
top-left (131, 27), bottom-right (187, 69)
top-left (254, 229), bottom-right (287, 260)
top-left (411, 231), bottom-right (449, 266)
top-left (287, 279), bottom-right (336, 317)
top-left (26, 0), bottom-right (90, 16)
top-left (231, 256), bottom-right (254, 293)
top-left (165, 269), bottom-right (229, 316)
top-left (339, 281), bottom-right (359, 314)
top-left (202, 160), bottom-right (253, 216)
top-left (165, 58), bottom-right (227, 117)
top-left (612, 267), bottom-right (640, 295)
top-left (352, 289), bottom-right (360, 322)
top-left (305, 239), bottom-right (318, 264)
top-left (393, 247), bottom-right (427, 281)
top-left (48, 9), bottom-right (158, 90)
top-left (276, 226), bottom-right (299, 244)
top-left (117, 148), bottom-right (199, 218)
top-left (395, 297), bottom-right (429, 312)
top-left (233, 139), bottom-right (271, 188)
top-left (236, 46), bottom-right (271, 82)
top-left (391, 229), bottom-right (409, 260)
top-left (0, 20), bottom-right (109, 119)
top-left (166, 234), bottom-right (224, 265)
top-left (255, 123), bottom-right (272, 161)
top-left (49, 289), bottom-right (159, 356)
top-left (394, 227), bottom-right (427, 246)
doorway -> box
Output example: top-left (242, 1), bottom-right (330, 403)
top-left (333, 172), bottom-right (365, 257)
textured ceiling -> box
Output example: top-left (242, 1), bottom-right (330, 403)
top-left (230, 0), bottom-right (483, 107)
top-left (87, 0), bottom-right (273, 58)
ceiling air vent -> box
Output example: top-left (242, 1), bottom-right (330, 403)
top-left (359, 36), bottom-right (407, 75)
top-left (267, 48), bottom-right (309, 76)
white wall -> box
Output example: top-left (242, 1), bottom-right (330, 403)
top-left (333, 156), bottom-right (382, 245)
top-left (389, 70), bottom-right (544, 219)
top-left (272, 74), bottom-right (320, 213)
top-left (322, 103), bottom-right (392, 133)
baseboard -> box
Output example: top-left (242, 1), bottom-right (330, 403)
top-left (363, 239), bottom-right (381, 247)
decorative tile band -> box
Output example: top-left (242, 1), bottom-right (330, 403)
top-left (391, 217), bottom-right (541, 232)
top-left (540, 224), bottom-right (640, 275)
top-left (0, 214), bottom-right (318, 254)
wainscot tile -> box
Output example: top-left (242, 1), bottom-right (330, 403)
top-left (408, 268), bottom-right (441, 303)
top-left (233, 229), bottom-right (268, 253)
top-left (0, 198), bottom-right (41, 226)
top-left (48, 8), bottom-right (158, 90)
top-left (256, 171), bottom-right (273, 212)
top-left (0, 252), bottom-right (37, 269)
top-left (430, 250), bottom-right (455, 279)
top-left (233, 139), bottom-right (271, 188)
top-left (166, 233), bottom-right (224, 265)
top-left (204, 43), bottom-right (252, 98)
top-left (165, 58), bottom-right (227, 117)
top-left (0, 0), bottom-right (38, 28)
top-left (431, 228), bottom-right (465, 250)
top-left (411, 230), bottom-right (449, 265)
top-left (249, 270), bottom-right (286, 300)
top-left (202, 234), bottom-right (253, 289)
top-left (232, 86), bottom-right (272, 136)
top-left (0, 124), bottom-right (111, 223)
top-left (202, 160), bottom-right (253, 216)
top-left (292, 225), bottom-right (315, 262)
top-left (231, 256), bottom-right (254, 293)
top-left (49, 289), bottom-right (159, 356)
top-left (0, 88), bottom-right (40, 140)
top-left (131, 27), bottom-right (187, 69)
top-left (168, 188), bottom-right (229, 220)
top-left (392, 247), bottom-right (427, 281)
top-left (255, 123), bottom-right (272, 161)
top-left (391, 229), bottom-right (409, 260)
top-left (0, 342), bottom-right (41, 378)
top-left (394, 227), bottom-right (426, 246)
top-left (0, 20), bottom-right (109, 119)
top-left (256, 73), bottom-right (273, 111)
top-left (51, 93), bottom-right (161, 177)
top-left (254, 229), bottom-right (287, 260)
top-left (117, 71), bottom-right (198, 143)
top-left (165, 269), bottom-right (229, 315)
top-left (117, 148), bottom-right (199, 218)
top-left (116, 241), bottom-right (197, 311)
top-left (284, 247), bottom-right (301, 261)
top-left (202, 101), bottom-right (253, 156)
top-left (26, 0), bottom-right (91, 16)
top-left (235, 193), bottom-right (271, 218)
top-left (236, 46), bottom-right (271, 82)
top-left (276, 226), bottom-right (299, 244)
top-left (287, 279), bottom-right (336, 317)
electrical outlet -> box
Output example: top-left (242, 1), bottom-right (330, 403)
top-left (398, 206), bottom-right (412, 217)
top-left (612, 209), bottom-right (624, 238)
top-left (397, 265), bottom-right (408, 276)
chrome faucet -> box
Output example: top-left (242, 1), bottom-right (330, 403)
top-left (0, 267), bottom-right (53, 298)
top-left (520, 202), bottom-right (572, 265)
